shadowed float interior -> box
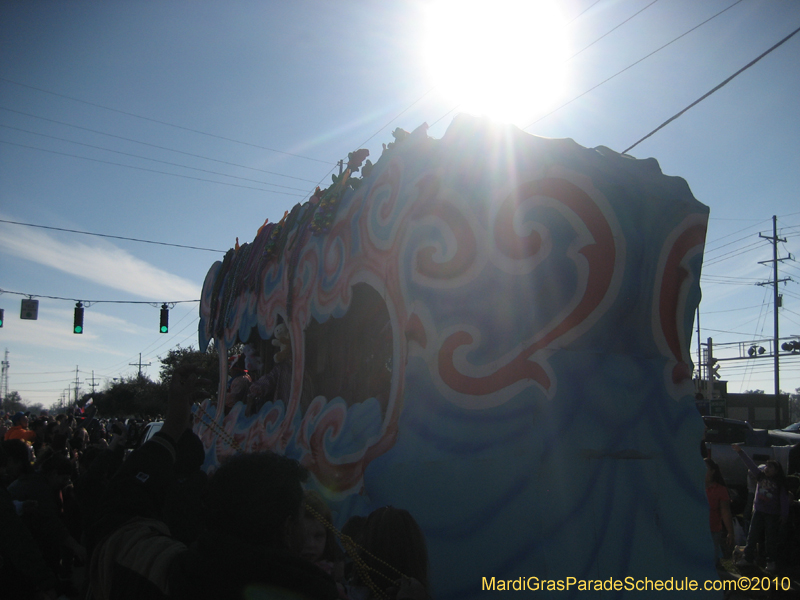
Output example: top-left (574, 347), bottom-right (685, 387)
top-left (304, 283), bottom-right (393, 416)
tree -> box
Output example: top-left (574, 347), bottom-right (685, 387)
top-left (27, 402), bottom-right (45, 415)
top-left (91, 375), bottom-right (168, 418)
top-left (60, 345), bottom-right (229, 420)
top-left (48, 400), bottom-right (67, 415)
top-left (2, 391), bottom-right (25, 413)
top-left (158, 345), bottom-right (221, 390)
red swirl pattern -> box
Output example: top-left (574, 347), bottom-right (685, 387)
top-left (438, 177), bottom-right (617, 395)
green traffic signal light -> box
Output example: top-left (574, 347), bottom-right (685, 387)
top-left (73, 302), bottom-right (84, 334)
top-left (0, 308), bottom-right (4, 327)
top-left (160, 304), bottom-right (169, 333)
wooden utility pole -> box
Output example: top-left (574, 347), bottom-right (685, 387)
top-left (129, 354), bottom-right (151, 379)
top-left (757, 215), bottom-right (789, 426)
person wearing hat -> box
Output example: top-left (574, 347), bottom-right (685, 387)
top-left (4, 412), bottom-right (37, 444)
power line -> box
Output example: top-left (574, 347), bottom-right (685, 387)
top-left (623, 24), bottom-right (800, 153)
top-left (309, 86), bottom-right (439, 198)
top-left (0, 139), bottom-right (308, 197)
top-left (353, 87), bottom-right (436, 151)
top-left (524, 0), bottom-right (746, 131)
top-left (565, 0), bottom-right (661, 62)
top-left (703, 327), bottom-right (770, 336)
top-left (0, 77), bottom-right (331, 164)
top-left (703, 304), bottom-right (768, 314)
top-left (702, 240), bottom-right (766, 266)
top-left (566, 0), bottom-right (604, 26)
top-left (98, 309), bottom-right (200, 375)
top-left (0, 124), bottom-right (313, 193)
top-left (703, 273), bottom-right (763, 283)
top-left (9, 370), bottom-right (75, 376)
top-left (702, 274), bottom-right (763, 282)
top-left (0, 288), bottom-right (199, 305)
top-left (704, 222), bottom-right (771, 253)
top-left (0, 219), bottom-right (226, 253)
top-left (0, 107), bottom-right (321, 184)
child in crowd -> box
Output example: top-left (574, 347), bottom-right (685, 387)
top-left (303, 490), bottom-right (347, 597)
top-left (733, 445), bottom-right (790, 572)
top-left (704, 458), bottom-right (734, 565)
top-left (347, 506), bottom-right (431, 600)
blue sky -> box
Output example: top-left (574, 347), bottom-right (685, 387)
top-left (1, 0), bottom-right (799, 410)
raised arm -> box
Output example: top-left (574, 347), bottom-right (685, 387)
top-left (732, 444), bottom-right (762, 479)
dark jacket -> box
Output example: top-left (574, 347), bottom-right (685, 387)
top-left (0, 485), bottom-right (58, 597)
top-left (89, 432), bottom-right (338, 600)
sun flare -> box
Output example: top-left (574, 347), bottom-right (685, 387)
top-left (424, 0), bottom-right (568, 126)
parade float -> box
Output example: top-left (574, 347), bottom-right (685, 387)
top-left (196, 114), bottom-right (713, 598)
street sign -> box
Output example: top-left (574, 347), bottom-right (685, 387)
top-left (20, 299), bottom-right (39, 320)
top-left (710, 400), bottom-right (726, 417)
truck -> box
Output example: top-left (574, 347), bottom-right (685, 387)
top-left (703, 415), bottom-right (800, 509)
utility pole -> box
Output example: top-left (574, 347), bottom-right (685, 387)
top-left (705, 337), bottom-right (719, 401)
top-left (73, 366), bottom-right (81, 407)
top-left (757, 215), bottom-right (790, 426)
top-left (1, 349), bottom-right (9, 407)
top-left (87, 370), bottom-right (99, 394)
top-left (696, 308), bottom-right (702, 385)
top-left (129, 353), bottom-right (151, 379)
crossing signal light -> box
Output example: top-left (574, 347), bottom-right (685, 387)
top-left (160, 304), bottom-right (169, 333)
top-left (73, 302), bottom-right (84, 334)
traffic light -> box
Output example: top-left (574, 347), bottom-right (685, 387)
top-left (160, 304), bottom-right (169, 333)
top-left (73, 302), bottom-right (84, 334)
top-left (0, 308), bottom-right (4, 327)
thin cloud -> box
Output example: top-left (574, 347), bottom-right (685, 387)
top-left (0, 221), bottom-right (200, 300)
top-left (0, 306), bottom-right (134, 354)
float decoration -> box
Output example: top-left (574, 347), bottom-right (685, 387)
top-left (197, 115), bottom-right (713, 598)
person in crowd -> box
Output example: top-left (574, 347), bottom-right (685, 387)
top-left (704, 458), bottom-right (734, 565)
top-left (30, 417), bottom-right (49, 454)
top-left (5, 412), bottom-right (37, 444)
top-left (70, 421), bottom-right (89, 453)
top-left (2, 438), bottom-right (33, 487)
top-left (0, 441), bottom-right (59, 600)
top-left (302, 490), bottom-right (339, 567)
top-left (160, 425), bottom-right (208, 546)
top-left (733, 445), bottom-right (790, 572)
top-left (347, 506), bottom-right (431, 600)
top-left (7, 451), bottom-right (86, 595)
top-left (51, 415), bottom-right (73, 457)
top-left (87, 366), bottom-right (339, 600)
top-left (302, 490), bottom-right (348, 598)
top-left (341, 515), bottom-right (367, 584)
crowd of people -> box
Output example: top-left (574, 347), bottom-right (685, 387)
top-left (1, 370), bottom-right (433, 600)
top-left (704, 442), bottom-right (800, 575)
top-left (13, 369), bottom-right (800, 599)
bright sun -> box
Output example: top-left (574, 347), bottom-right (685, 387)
top-left (424, 0), bottom-right (568, 127)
